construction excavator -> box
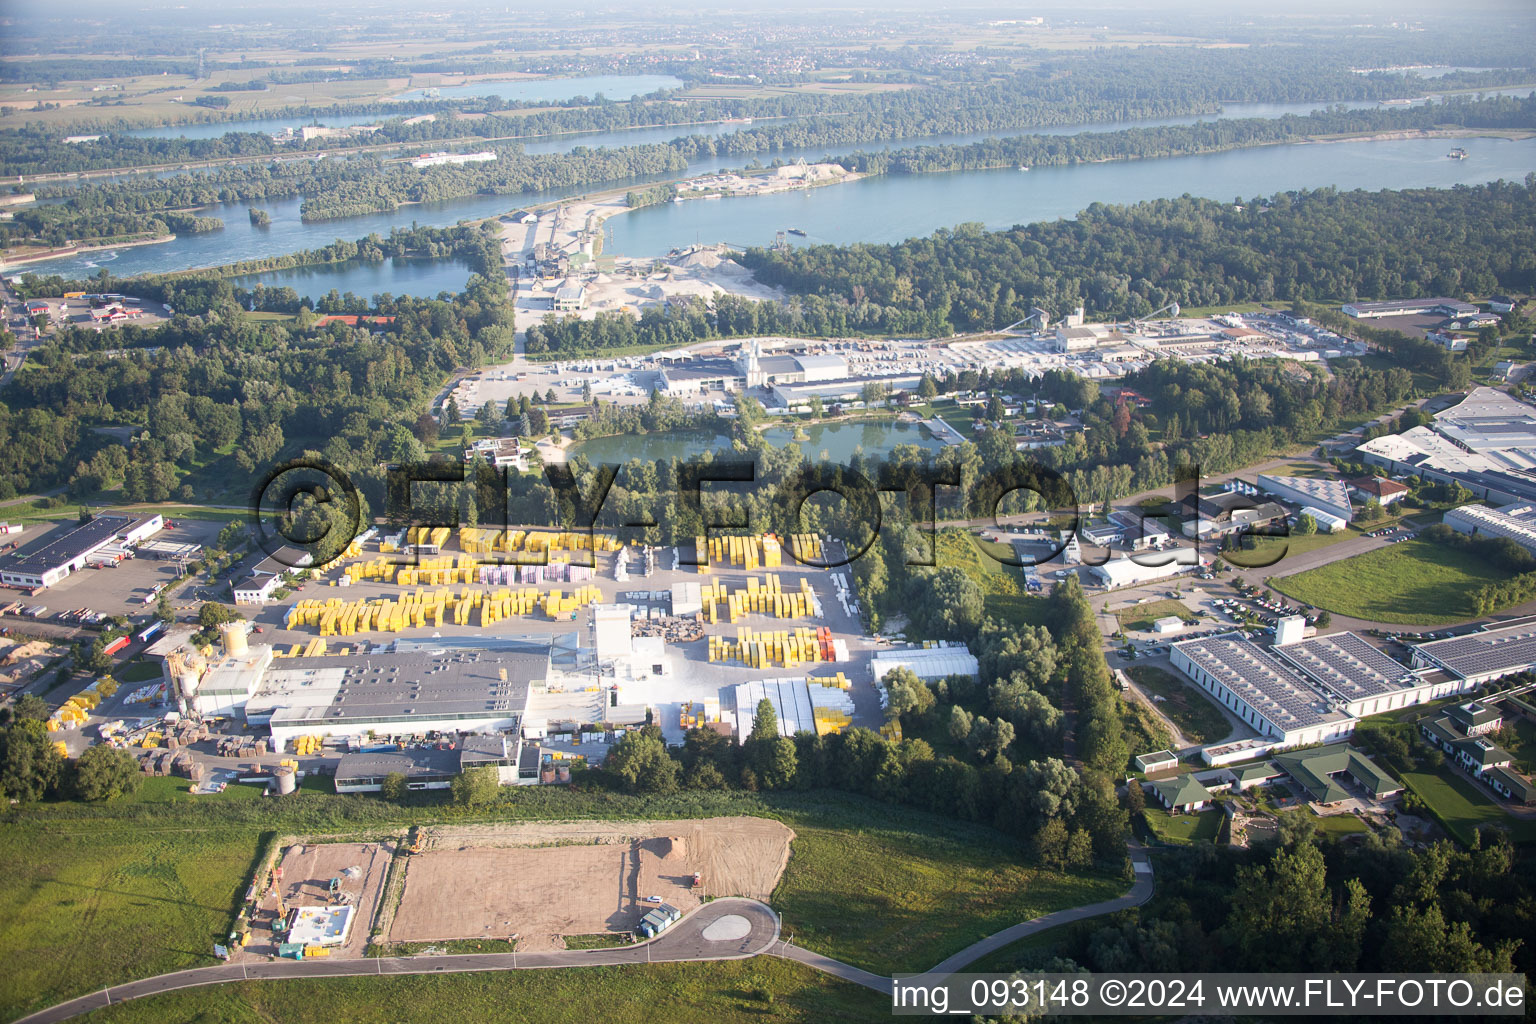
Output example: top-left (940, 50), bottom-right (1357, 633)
top-left (405, 825), bottom-right (423, 855)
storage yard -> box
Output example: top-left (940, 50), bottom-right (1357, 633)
top-left (387, 817), bottom-right (793, 951)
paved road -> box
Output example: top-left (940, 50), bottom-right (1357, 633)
top-left (13, 898), bottom-right (779, 1024)
top-left (18, 844), bottom-right (1159, 1021)
top-left (921, 842), bottom-right (1155, 975)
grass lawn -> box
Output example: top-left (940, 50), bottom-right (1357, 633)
top-left (1220, 528), bottom-right (1355, 569)
top-left (1272, 539), bottom-right (1513, 625)
top-left (1114, 598), bottom-right (1197, 633)
top-left (773, 822), bottom-right (1123, 975)
top-left (1143, 807), bottom-right (1223, 845)
top-left (1314, 813), bottom-right (1370, 836)
top-left (0, 786), bottom-right (1115, 1020)
top-left (115, 659), bottom-right (163, 683)
top-left (77, 959), bottom-right (887, 1024)
top-left (932, 529), bottom-right (1022, 598)
top-left (1506, 717), bottom-right (1536, 775)
top-left (1124, 665), bottom-right (1231, 744)
top-left (1400, 766), bottom-right (1536, 846)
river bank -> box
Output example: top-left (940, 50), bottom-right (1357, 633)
top-left (0, 232), bottom-right (174, 271)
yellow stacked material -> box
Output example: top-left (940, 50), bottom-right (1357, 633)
top-left (762, 535), bottom-right (782, 567)
top-left (813, 708), bottom-right (851, 736)
top-left (301, 638), bottom-right (327, 658)
top-left (314, 533), bottom-right (366, 572)
top-left (708, 625), bottom-right (827, 668)
top-left (790, 534), bottom-right (822, 563)
top-left (699, 574), bottom-right (811, 621)
top-left (292, 735), bottom-right (323, 755)
top-left (303, 946), bottom-right (330, 958)
top-left (139, 731), bottom-right (163, 748)
top-left (288, 644), bottom-right (304, 657)
top-left (521, 530), bottom-right (620, 554)
top-left (808, 672), bottom-right (851, 690)
top-left (696, 535), bottom-right (709, 572)
top-left (460, 527), bottom-right (511, 554)
top-left (880, 720), bottom-right (903, 743)
top-left (52, 740), bottom-right (69, 758)
top-left (343, 558), bottom-right (396, 584)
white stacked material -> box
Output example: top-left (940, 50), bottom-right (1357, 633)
top-left (831, 639), bottom-right (850, 662)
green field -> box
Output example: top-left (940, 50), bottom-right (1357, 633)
top-left (773, 821), bottom-right (1123, 975)
top-left (1314, 813), bottom-right (1370, 836)
top-left (1114, 598), bottom-right (1197, 633)
top-left (76, 959), bottom-right (887, 1024)
top-left (1272, 539), bottom-right (1514, 625)
top-left (0, 786), bottom-right (1121, 1021)
top-left (1143, 807), bottom-right (1223, 845)
top-left (1400, 766), bottom-right (1536, 846)
top-left (1124, 665), bottom-right (1231, 744)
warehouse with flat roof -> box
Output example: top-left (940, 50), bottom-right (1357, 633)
top-left (1256, 473), bottom-right (1353, 524)
top-left (245, 644), bottom-right (546, 747)
top-left (1171, 635), bottom-right (1356, 747)
top-left (0, 513), bottom-right (162, 589)
top-left (1410, 621), bottom-right (1536, 686)
top-left (1270, 631), bottom-right (1451, 717)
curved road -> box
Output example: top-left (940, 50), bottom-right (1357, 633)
top-left (18, 847), bottom-right (1154, 1022)
top-left (14, 898), bottom-right (779, 1024)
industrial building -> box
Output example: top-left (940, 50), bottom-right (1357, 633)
top-left (732, 676), bottom-right (855, 741)
top-left (242, 642), bottom-right (547, 748)
top-left (150, 622), bottom-right (276, 718)
top-left (868, 644), bottom-right (978, 683)
top-left (1170, 635), bottom-right (1357, 748)
top-left (1357, 390), bottom-right (1536, 507)
top-left (1088, 552), bottom-right (1197, 589)
top-left (1255, 473), bottom-right (1353, 524)
top-left (553, 281), bottom-right (588, 312)
top-left (1443, 502), bottom-right (1536, 556)
top-left (1340, 297), bottom-right (1479, 319)
top-left (333, 734), bottom-right (538, 793)
top-left (1410, 620), bottom-right (1536, 687)
top-left (0, 513), bottom-right (163, 589)
top-left (1269, 631), bottom-right (1449, 717)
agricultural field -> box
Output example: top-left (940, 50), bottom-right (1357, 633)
top-left (1272, 539), bottom-right (1514, 625)
top-left (1124, 665), bottom-right (1231, 745)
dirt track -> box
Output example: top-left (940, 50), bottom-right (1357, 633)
top-left (390, 816), bottom-right (793, 951)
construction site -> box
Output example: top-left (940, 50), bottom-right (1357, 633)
top-left (226, 818), bottom-right (793, 959)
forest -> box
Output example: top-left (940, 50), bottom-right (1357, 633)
top-left (0, 222), bottom-right (511, 505)
top-left (526, 180), bottom-right (1535, 367)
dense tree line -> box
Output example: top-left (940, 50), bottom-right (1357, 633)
top-left (598, 581), bottom-right (1131, 862)
top-left (835, 95), bottom-right (1536, 176)
top-left (741, 179), bottom-right (1536, 335)
top-left (7, 45), bottom-right (1524, 176)
top-left (0, 223), bottom-right (512, 502)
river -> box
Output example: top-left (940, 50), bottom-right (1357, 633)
top-left (15, 98), bottom-right (1534, 298)
top-left (119, 76), bottom-right (687, 139)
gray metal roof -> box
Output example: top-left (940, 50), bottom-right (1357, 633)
top-left (1272, 632), bottom-right (1416, 702)
top-left (2, 514), bottom-right (134, 574)
top-left (1174, 635), bottom-right (1352, 733)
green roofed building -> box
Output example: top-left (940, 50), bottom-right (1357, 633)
top-left (1152, 774), bottom-right (1213, 814)
top-left (1272, 743), bottom-right (1402, 805)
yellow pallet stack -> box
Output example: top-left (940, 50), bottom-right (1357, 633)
top-left (762, 535), bottom-right (782, 567)
top-left (708, 625), bottom-right (826, 668)
top-left (344, 558), bottom-right (396, 584)
top-left (813, 707), bottom-right (851, 735)
top-left (791, 534), bottom-right (822, 563)
top-left (292, 735), bottom-right (323, 756)
top-left (808, 672), bottom-right (851, 690)
top-left (696, 535), bottom-right (710, 572)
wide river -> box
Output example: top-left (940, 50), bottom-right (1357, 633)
top-left (16, 94), bottom-right (1535, 297)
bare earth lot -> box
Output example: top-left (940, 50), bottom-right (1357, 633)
top-left (390, 816), bottom-right (793, 951)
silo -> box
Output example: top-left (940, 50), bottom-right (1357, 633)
top-left (274, 765), bottom-right (298, 795)
top-left (220, 622), bottom-right (249, 658)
